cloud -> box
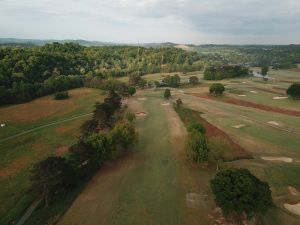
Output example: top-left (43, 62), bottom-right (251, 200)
top-left (0, 0), bottom-right (299, 44)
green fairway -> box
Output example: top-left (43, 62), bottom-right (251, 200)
top-left (59, 90), bottom-right (215, 225)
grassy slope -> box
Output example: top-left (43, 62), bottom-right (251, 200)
top-left (58, 91), bottom-right (215, 225)
top-left (0, 88), bottom-right (104, 225)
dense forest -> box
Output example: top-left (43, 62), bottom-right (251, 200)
top-left (0, 42), bottom-right (202, 104)
top-left (204, 65), bottom-right (249, 80)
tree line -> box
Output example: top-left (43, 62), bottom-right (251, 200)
top-left (0, 42), bottom-right (203, 104)
top-left (30, 90), bottom-right (138, 207)
top-left (204, 65), bottom-right (249, 80)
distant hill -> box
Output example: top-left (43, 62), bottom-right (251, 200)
top-left (0, 38), bottom-right (186, 48)
top-left (0, 38), bottom-right (117, 47)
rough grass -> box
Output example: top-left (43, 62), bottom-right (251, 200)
top-left (0, 88), bottom-right (103, 224)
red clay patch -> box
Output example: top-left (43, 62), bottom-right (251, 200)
top-left (196, 115), bottom-right (252, 161)
top-left (55, 145), bottom-right (69, 157)
top-left (0, 157), bottom-right (31, 179)
top-left (188, 93), bottom-right (300, 117)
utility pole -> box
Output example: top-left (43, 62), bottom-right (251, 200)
top-left (138, 44), bottom-right (140, 77)
top-left (161, 44), bottom-right (164, 76)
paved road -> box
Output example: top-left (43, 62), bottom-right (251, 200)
top-left (0, 113), bottom-right (92, 144)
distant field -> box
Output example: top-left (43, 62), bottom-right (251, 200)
top-left (117, 70), bottom-right (204, 84)
top-left (0, 88), bottom-right (104, 224)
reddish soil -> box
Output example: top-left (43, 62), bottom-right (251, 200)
top-left (188, 93), bottom-right (300, 117)
top-left (55, 145), bottom-right (69, 156)
top-left (195, 114), bottom-right (252, 161)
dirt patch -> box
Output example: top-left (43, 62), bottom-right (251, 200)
top-left (284, 203), bottom-right (300, 216)
top-left (135, 112), bottom-right (147, 117)
top-left (273, 96), bottom-right (288, 100)
top-left (161, 102), bottom-right (170, 106)
top-left (55, 145), bottom-right (69, 157)
top-left (261, 157), bottom-right (293, 163)
top-left (231, 124), bottom-right (246, 129)
top-left (288, 186), bottom-right (300, 196)
top-left (187, 93), bottom-right (300, 117)
top-left (186, 193), bottom-right (207, 209)
top-left (0, 157), bottom-right (31, 178)
top-left (267, 121), bottom-right (280, 126)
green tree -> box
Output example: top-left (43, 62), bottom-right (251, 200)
top-left (261, 66), bottom-right (269, 76)
top-left (162, 75), bottom-right (180, 87)
top-left (128, 86), bottom-right (136, 96)
top-left (164, 89), bottom-right (171, 99)
top-left (209, 83), bottom-right (225, 96)
top-left (30, 157), bottom-right (74, 207)
top-left (287, 83), bottom-right (300, 100)
top-left (210, 168), bottom-right (272, 218)
top-left (176, 98), bottom-right (183, 108)
top-left (187, 130), bottom-right (209, 163)
top-left (188, 122), bottom-right (206, 134)
top-left (189, 76), bottom-right (199, 85)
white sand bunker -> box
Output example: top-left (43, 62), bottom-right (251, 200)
top-left (261, 157), bottom-right (293, 163)
top-left (288, 186), bottom-right (300, 196)
top-left (137, 97), bottom-right (146, 101)
top-left (135, 112), bottom-right (147, 117)
top-left (284, 203), bottom-right (300, 216)
top-left (161, 102), bottom-right (170, 106)
top-left (178, 89), bottom-right (184, 93)
top-left (232, 124), bottom-right (246, 129)
top-left (186, 193), bottom-right (207, 209)
top-left (250, 90), bottom-right (258, 93)
top-left (238, 94), bottom-right (246, 97)
top-left (242, 81), bottom-right (247, 84)
top-left (268, 121), bottom-right (280, 126)
top-left (273, 96), bottom-right (288, 100)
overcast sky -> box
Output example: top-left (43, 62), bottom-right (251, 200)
top-left (0, 0), bottom-right (300, 44)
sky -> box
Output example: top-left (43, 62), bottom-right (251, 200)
top-left (0, 0), bottom-right (300, 44)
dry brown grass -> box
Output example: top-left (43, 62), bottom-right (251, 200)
top-left (0, 88), bottom-right (96, 124)
top-left (0, 157), bottom-right (31, 178)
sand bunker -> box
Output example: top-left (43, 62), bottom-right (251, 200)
top-left (261, 157), bottom-right (293, 163)
top-left (186, 193), bottom-right (207, 209)
top-left (137, 97), bottom-right (146, 101)
top-left (250, 90), bottom-right (258, 93)
top-left (273, 96), bottom-right (288, 100)
top-left (232, 124), bottom-right (246, 129)
top-left (161, 103), bottom-right (170, 106)
top-left (242, 81), bottom-right (247, 84)
top-left (268, 121), bottom-right (280, 126)
top-left (288, 186), bottom-right (300, 196)
top-left (238, 94), bottom-right (246, 97)
top-left (284, 203), bottom-right (300, 216)
top-left (135, 112), bottom-right (147, 117)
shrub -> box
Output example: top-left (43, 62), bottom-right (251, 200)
top-left (128, 86), bottom-right (136, 96)
top-left (209, 83), bottom-right (225, 96)
top-left (189, 76), bottom-right (199, 85)
top-left (287, 83), bottom-right (300, 100)
top-left (54, 91), bottom-right (69, 100)
top-left (164, 89), bottom-right (171, 99)
top-left (188, 122), bottom-right (206, 134)
top-left (187, 130), bottom-right (209, 163)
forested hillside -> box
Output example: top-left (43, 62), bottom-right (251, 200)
top-left (0, 43), bottom-right (202, 104)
